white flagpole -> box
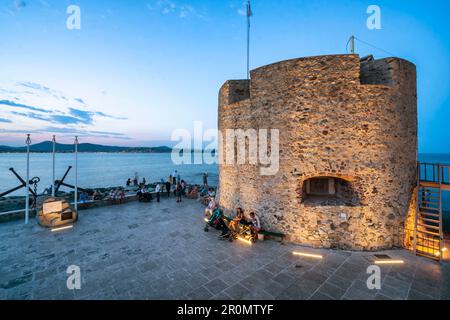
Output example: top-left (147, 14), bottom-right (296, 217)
top-left (52, 135), bottom-right (56, 197)
top-left (74, 136), bottom-right (79, 212)
top-left (25, 134), bottom-right (31, 224)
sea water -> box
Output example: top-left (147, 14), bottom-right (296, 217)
top-left (0, 153), bottom-right (218, 195)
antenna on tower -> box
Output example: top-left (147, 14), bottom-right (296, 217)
top-left (348, 35), bottom-right (355, 54)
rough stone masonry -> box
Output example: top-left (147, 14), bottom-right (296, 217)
top-left (217, 54), bottom-right (417, 250)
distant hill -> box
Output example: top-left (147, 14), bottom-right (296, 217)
top-left (0, 141), bottom-right (173, 153)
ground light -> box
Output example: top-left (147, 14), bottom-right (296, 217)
top-left (237, 237), bottom-right (253, 245)
top-left (292, 251), bottom-right (323, 259)
top-left (435, 247), bottom-right (448, 257)
top-left (50, 225), bottom-right (73, 233)
top-left (374, 259), bottom-right (404, 265)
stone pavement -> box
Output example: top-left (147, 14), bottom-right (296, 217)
top-left (0, 198), bottom-right (449, 300)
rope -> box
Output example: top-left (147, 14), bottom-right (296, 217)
top-left (354, 37), bottom-right (396, 56)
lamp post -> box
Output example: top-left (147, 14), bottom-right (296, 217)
top-left (25, 134), bottom-right (31, 224)
top-left (52, 135), bottom-right (56, 197)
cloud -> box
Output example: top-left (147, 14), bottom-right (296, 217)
top-left (14, 0), bottom-right (26, 9)
top-left (147, 0), bottom-right (205, 19)
top-left (0, 81), bottom-right (129, 142)
top-left (68, 108), bottom-right (94, 124)
top-left (50, 115), bottom-right (87, 125)
top-left (0, 127), bottom-right (131, 140)
top-left (42, 127), bottom-right (131, 140)
top-left (0, 100), bottom-right (52, 113)
top-left (94, 111), bottom-right (128, 121)
top-left (10, 111), bottom-right (50, 122)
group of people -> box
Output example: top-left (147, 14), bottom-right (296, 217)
top-left (204, 197), bottom-right (262, 241)
top-left (108, 189), bottom-right (126, 204)
top-left (124, 170), bottom-right (214, 205)
top-left (126, 175), bottom-right (147, 189)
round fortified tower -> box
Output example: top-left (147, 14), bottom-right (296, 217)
top-left (217, 54), bottom-right (417, 250)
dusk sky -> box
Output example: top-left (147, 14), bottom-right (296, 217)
top-left (0, 0), bottom-right (449, 153)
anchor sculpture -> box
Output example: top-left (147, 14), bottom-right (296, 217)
top-left (0, 168), bottom-right (40, 210)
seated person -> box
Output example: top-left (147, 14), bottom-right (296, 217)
top-left (216, 215), bottom-right (231, 239)
top-left (108, 189), bottom-right (117, 200)
top-left (204, 197), bottom-right (217, 217)
top-left (249, 212), bottom-right (261, 234)
top-left (207, 208), bottom-right (222, 225)
top-left (79, 192), bottom-right (88, 204)
top-left (137, 187), bottom-right (146, 201)
top-left (199, 186), bottom-right (208, 197)
top-left (91, 190), bottom-right (102, 201)
top-left (229, 208), bottom-right (246, 232)
top-left (207, 188), bottom-right (216, 198)
top-left (118, 190), bottom-right (126, 204)
top-left (187, 185), bottom-right (199, 199)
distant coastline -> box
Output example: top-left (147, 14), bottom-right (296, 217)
top-left (0, 141), bottom-right (215, 154)
top-left (0, 141), bottom-right (173, 154)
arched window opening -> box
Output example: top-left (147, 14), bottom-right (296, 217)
top-left (302, 177), bottom-right (358, 206)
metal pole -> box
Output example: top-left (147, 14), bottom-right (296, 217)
top-left (74, 136), bottom-right (79, 212)
top-left (25, 134), bottom-right (31, 224)
top-left (438, 164), bottom-right (443, 262)
top-left (350, 35), bottom-right (355, 54)
top-left (52, 135), bottom-right (56, 197)
top-left (246, 0), bottom-right (251, 80)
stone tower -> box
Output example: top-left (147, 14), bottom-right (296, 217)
top-left (217, 54), bottom-right (417, 250)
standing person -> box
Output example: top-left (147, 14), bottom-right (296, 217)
top-left (133, 174), bottom-right (138, 187)
top-left (180, 180), bottom-right (186, 196)
top-left (142, 177), bottom-right (146, 186)
top-left (173, 170), bottom-right (178, 185)
top-left (155, 183), bottom-right (161, 203)
top-left (175, 182), bottom-right (182, 203)
top-left (177, 172), bottom-right (181, 184)
top-left (126, 178), bottom-right (131, 187)
top-left (165, 180), bottom-right (171, 198)
top-left (203, 172), bottom-right (208, 187)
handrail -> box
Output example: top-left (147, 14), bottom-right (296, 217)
top-left (0, 208), bottom-right (37, 216)
top-left (418, 162), bottom-right (450, 185)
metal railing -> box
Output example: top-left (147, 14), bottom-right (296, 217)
top-left (418, 162), bottom-right (450, 185)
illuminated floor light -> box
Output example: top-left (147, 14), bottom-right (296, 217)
top-left (292, 251), bottom-right (323, 259)
top-left (51, 225), bottom-right (73, 232)
top-left (374, 260), bottom-right (404, 265)
top-left (237, 237), bottom-right (253, 245)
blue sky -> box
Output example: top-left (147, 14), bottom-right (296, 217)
top-left (0, 0), bottom-right (449, 153)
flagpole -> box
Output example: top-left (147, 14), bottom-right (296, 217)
top-left (246, 0), bottom-right (251, 80)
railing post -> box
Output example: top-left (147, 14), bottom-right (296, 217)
top-left (25, 134), bottom-right (31, 225)
top-left (438, 164), bottom-right (443, 262)
top-left (413, 162), bottom-right (420, 255)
